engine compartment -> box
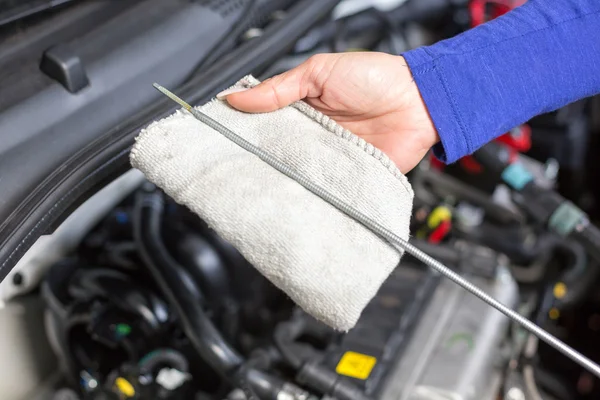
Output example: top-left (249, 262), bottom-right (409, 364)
top-left (19, 171), bottom-right (518, 400)
top-left (1, 1), bottom-right (600, 399)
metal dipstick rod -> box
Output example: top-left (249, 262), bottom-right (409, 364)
top-left (153, 83), bottom-right (600, 379)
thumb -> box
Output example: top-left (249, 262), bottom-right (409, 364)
top-left (217, 62), bottom-right (319, 113)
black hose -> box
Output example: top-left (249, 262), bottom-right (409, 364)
top-left (68, 268), bottom-right (170, 331)
top-left (133, 186), bottom-right (244, 376)
top-left (555, 240), bottom-right (587, 283)
top-left (170, 227), bottom-right (241, 342)
top-left (410, 240), bottom-right (460, 264)
top-left (553, 241), bottom-right (600, 310)
top-left (273, 319), bottom-right (305, 369)
top-left (243, 369), bottom-right (287, 400)
top-left (274, 317), bottom-right (372, 400)
top-left (172, 230), bottom-right (232, 304)
top-left (457, 223), bottom-right (558, 265)
top-left (509, 253), bottom-right (552, 284)
top-left (571, 223), bottom-right (600, 264)
top-left (296, 362), bottom-right (372, 400)
top-left (410, 239), bottom-right (499, 279)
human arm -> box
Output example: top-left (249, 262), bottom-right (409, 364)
top-left (220, 0), bottom-right (600, 171)
top-left (403, 0), bottom-right (600, 163)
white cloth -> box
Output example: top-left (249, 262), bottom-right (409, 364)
top-left (130, 76), bottom-right (413, 331)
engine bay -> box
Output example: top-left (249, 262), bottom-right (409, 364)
top-left (21, 171), bottom-right (520, 400)
top-left (1, 1), bottom-right (600, 400)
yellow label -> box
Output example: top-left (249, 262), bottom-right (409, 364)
top-left (553, 282), bottom-right (567, 299)
top-left (115, 377), bottom-right (135, 398)
top-left (427, 206), bottom-right (452, 229)
top-left (336, 351), bottom-right (377, 380)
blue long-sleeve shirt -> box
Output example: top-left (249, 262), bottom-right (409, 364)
top-left (402, 0), bottom-right (600, 164)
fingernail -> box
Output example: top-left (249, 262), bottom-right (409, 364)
top-left (216, 87), bottom-right (248, 100)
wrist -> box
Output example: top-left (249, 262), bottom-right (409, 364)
top-left (397, 56), bottom-right (440, 150)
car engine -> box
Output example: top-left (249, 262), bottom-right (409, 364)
top-left (33, 170), bottom-right (520, 400)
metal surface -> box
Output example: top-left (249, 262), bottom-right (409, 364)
top-left (153, 84), bottom-right (600, 379)
top-left (379, 265), bottom-right (517, 400)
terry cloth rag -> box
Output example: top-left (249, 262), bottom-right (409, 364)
top-left (130, 75), bottom-right (414, 331)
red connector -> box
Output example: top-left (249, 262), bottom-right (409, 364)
top-left (469, 0), bottom-right (526, 28)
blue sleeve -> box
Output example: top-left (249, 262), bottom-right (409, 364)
top-left (402, 0), bottom-right (600, 164)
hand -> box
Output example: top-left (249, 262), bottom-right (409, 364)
top-left (218, 52), bottom-right (439, 173)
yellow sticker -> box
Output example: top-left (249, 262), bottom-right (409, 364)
top-left (335, 351), bottom-right (377, 380)
top-left (553, 282), bottom-right (568, 299)
top-left (115, 377), bottom-right (135, 398)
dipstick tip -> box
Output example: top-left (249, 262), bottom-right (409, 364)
top-left (152, 83), bottom-right (192, 111)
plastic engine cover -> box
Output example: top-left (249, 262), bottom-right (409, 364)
top-left (379, 264), bottom-right (518, 400)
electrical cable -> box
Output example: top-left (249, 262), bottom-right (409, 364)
top-left (152, 83), bottom-right (600, 379)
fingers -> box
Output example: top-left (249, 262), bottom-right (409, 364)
top-left (218, 58), bottom-right (322, 113)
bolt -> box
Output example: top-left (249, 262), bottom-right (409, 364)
top-left (242, 28), bottom-right (263, 41)
top-left (544, 158), bottom-right (559, 181)
top-left (12, 272), bottom-right (23, 286)
top-left (505, 387), bottom-right (525, 400)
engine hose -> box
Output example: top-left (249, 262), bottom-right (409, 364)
top-left (134, 186), bottom-right (299, 400)
top-left (296, 362), bottom-right (372, 400)
top-left (172, 229), bottom-right (233, 305)
top-left (409, 240), bottom-right (460, 264)
top-left (509, 253), bottom-right (553, 284)
top-left (274, 318), bottom-right (372, 400)
top-left (530, 240), bottom-right (597, 311)
top-left (458, 223), bottom-right (559, 265)
top-left (273, 319), bottom-right (305, 369)
top-left (133, 187), bottom-right (244, 376)
top-left (554, 240), bottom-right (587, 283)
top-left (557, 261), bottom-right (600, 311)
top-left (462, 225), bottom-right (597, 305)
top-left (552, 240), bottom-right (596, 310)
